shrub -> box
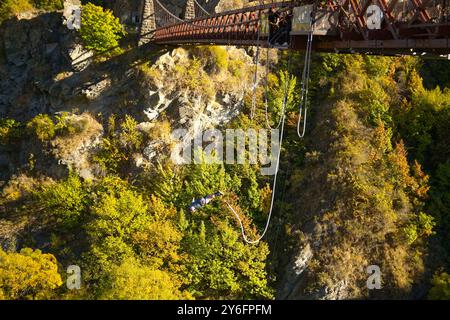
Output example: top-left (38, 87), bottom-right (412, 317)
top-left (0, 248), bottom-right (63, 300)
top-left (0, 0), bottom-right (33, 23)
top-left (174, 57), bottom-right (215, 98)
top-left (93, 115), bottom-right (143, 174)
top-left (119, 115), bottom-right (143, 151)
top-left (32, 0), bottom-right (63, 10)
top-left (35, 172), bottom-right (90, 227)
top-left (228, 59), bottom-right (245, 78)
top-left (54, 112), bottom-right (80, 137)
top-left (428, 272), bottom-right (450, 300)
top-left (26, 114), bottom-right (56, 142)
top-left (0, 118), bottom-right (22, 145)
top-left (192, 46), bottom-right (229, 74)
top-left (79, 3), bottom-right (126, 52)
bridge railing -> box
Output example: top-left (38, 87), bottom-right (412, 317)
top-left (154, 1), bottom-right (302, 44)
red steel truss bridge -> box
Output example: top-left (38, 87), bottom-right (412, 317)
top-left (141, 0), bottom-right (450, 56)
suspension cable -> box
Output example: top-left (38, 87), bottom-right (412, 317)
top-left (193, 0), bottom-right (211, 16)
top-left (154, 0), bottom-right (185, 23)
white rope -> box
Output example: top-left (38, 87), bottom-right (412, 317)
top-left (297, 8), bottom-right (316, 138)
top-left (226, 106), bottom-right (287, 245)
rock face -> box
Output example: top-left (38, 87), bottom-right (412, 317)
top-left (50, 113), bottom-right (104, 180)
top-left (0, 12), bottom-right (255, 181)
top-left (277, 244), bottom-right (313, 299)
top-left (140, 47), bottom-right (247, 136)
top-left (0, 12), bottom-right (88, 120)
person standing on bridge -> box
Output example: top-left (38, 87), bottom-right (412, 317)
top-left (268, 7), bottom-right (282, 46)
top-left (279, 10), bottom-right (293, 47)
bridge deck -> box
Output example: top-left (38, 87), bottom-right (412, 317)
top-left (149, 1), bottom-right (450, 56)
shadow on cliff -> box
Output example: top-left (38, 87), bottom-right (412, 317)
top-left (50, 41), bottom-right (170, 121)
top-left (0, 11), bottom-right (170, 123)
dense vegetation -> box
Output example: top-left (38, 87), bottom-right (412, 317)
top-left (0, 0), bottom-right (63, 23)
top-left (79, 3), bottom-right (126, 53)
top-left (1, 1), bottom-right (449, 300)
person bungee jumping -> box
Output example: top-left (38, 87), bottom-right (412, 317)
top-left (189, 191), bottom-right (224, 213)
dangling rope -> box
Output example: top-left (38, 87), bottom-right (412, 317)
top-left (297, 6), bottom-right (316, 138)
top-left (225, 110), bottom-right (287, 245)
top-left (226, 9), bottom-right (293, 244)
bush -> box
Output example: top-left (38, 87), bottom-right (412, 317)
top-left (428, 272), bottom-right (450, 300)
top-left (0, 248), bottom-right (63, 300)
top-left (0, 118), bottom-right (22, 145)
top-left (54, 112), bottom-right (82, 137)
top-left (174, 57), bottom-right (215, 98)
top-left (35, 172), bottom-right (90, 227)
top-left (32, 0), bottom-right (63, 10)
top-left (79, 3), bottom-right (126, 52)
top-left (26, 114), bottom-right (56, 142)
top-left (193, 46), bottom-right (229, 73)
top-left (119, 115), bottom-right (143, 151)
top-left (0, 0), bottom-right (33, 23)
top-left (93, 115), bottom-right (143, 174)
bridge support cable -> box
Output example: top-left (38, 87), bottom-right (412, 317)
top-left (193, 0), bottom-right (211, 18)
top-left (297, 4), bottom-right (316, 139)
top-left (154, 0), bottom-right (219, 31)
top-left (154, 0), bottom-right (185, 27)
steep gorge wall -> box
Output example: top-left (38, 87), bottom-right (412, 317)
top-left (0, 13), bottom-right (254, 183)
top-left (277, 57), bottom-right (432, 299)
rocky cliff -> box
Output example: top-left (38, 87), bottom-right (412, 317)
top-left (0, 12), bottom-right (255, 183)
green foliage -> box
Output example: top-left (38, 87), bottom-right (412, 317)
top-left (119, 115), bottom-right (143, 150)
top-left (428, 272), bottom-right (450, 300)
top-left (100, 257), bottom-right (189, 300)
top-left (228, 59), bottom-right (245, 78)
top-left (35, 172), bottom-right (90, 227)
top-left (0, 118), bottom-right (22, 145)
top-left (93, 115), bottom-right (143, 174)
top-left (0, 0), bottom-right (63, 24)
top-left (174, 57), bottom-right (215, 98)
top-left (184, 160), bottom-right (231, 200)
top-left (79, 3), bottom-right (126, 52)
top-left (88, 178), bottom-right (149, 240)
top-left (0, 0), bottom-right (33, 23)
top-left (80, 177), bottom-right (187, 298)
top-left (54, 112), bottom-right (82, 137)
top-left (26, 114), bottom-right (56, 142)
top-left (0, 248), bottom-right (62, 300)
top-left (151, 162), bottom-right (184, 205)
top-left (32, 0), bottom-right (63, 10)
top-left (193, 46), bottom-right (229, 73)
top-left (404, 212), bottom-right (435, 245)
top-left (182, 218), bottom-right (273, 299)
